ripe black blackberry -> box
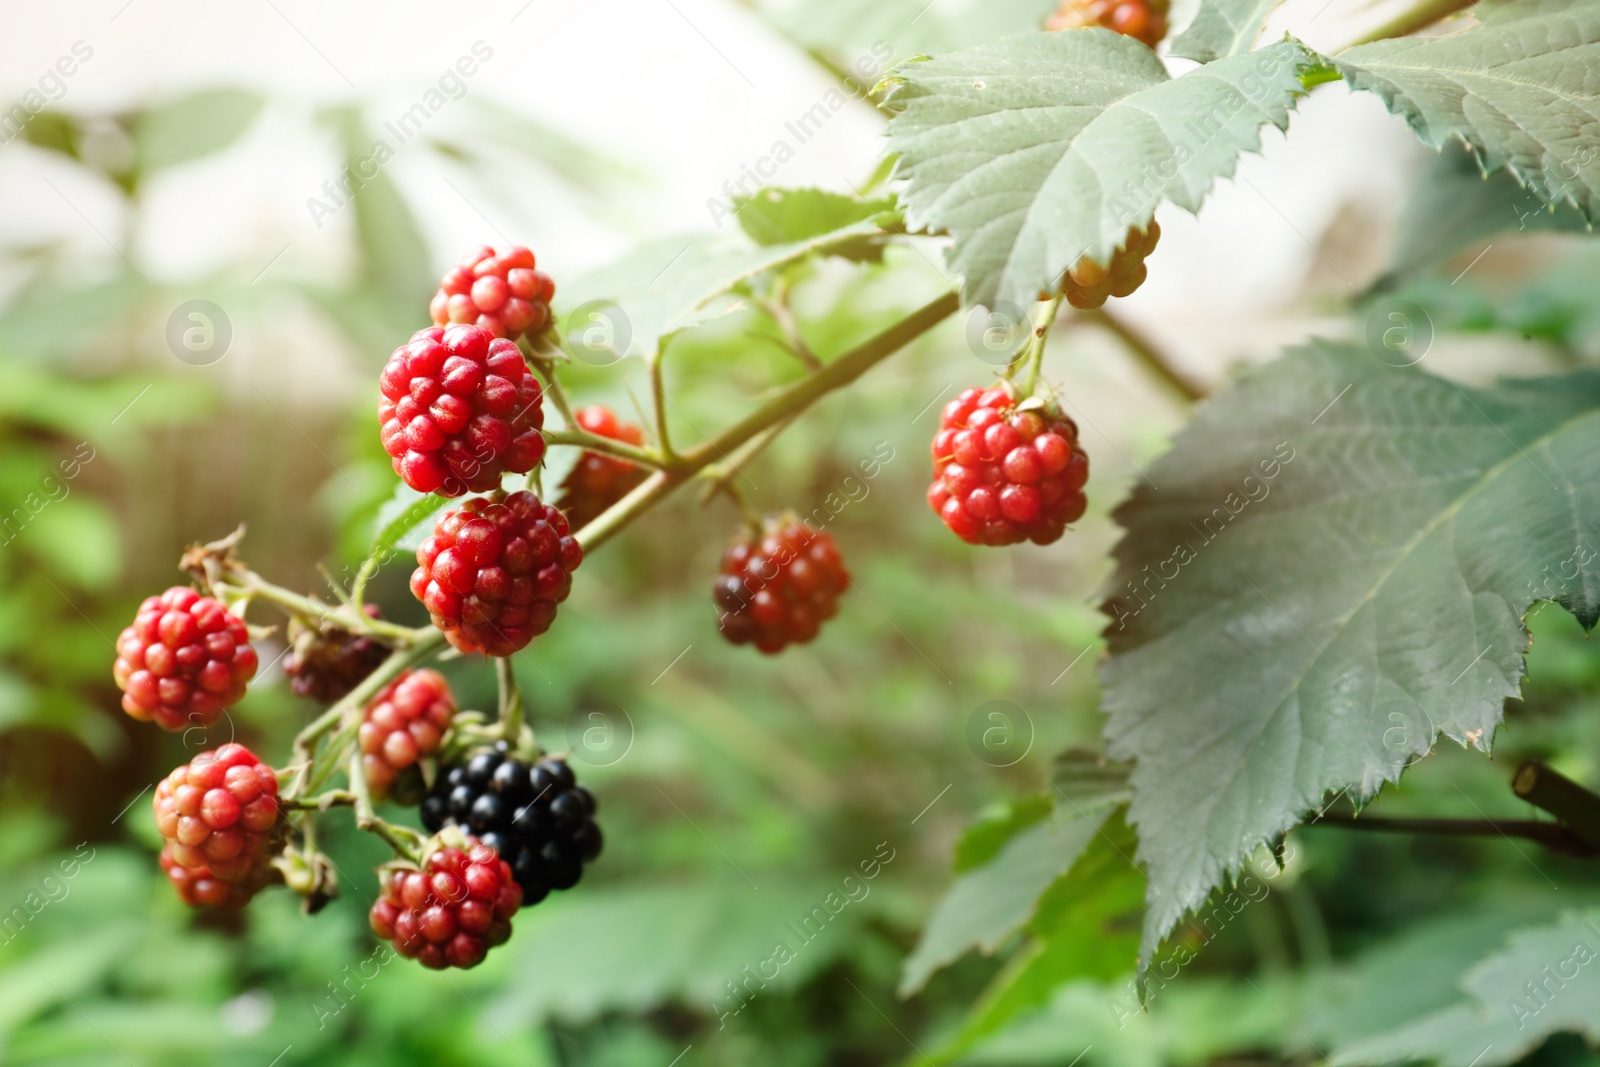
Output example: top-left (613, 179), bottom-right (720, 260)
top-left (419, 743), bottom-right (601, 905)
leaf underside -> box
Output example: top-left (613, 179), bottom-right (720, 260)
top-left (1169, 0), bottom-right (1287, 62)
top-left (1336, 0), bottom-right (1600, 224)
top-left (885, 33), bottom-right (1316, 308)
top-left (1099, 341), bottom-right (1600, 969)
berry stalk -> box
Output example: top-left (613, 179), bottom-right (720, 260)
top-left (574, 290), bottom-right (960, 551)
top-left (349, 752), bottom-right (426, 864)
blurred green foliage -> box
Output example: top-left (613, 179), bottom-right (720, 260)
top-left (1, 16), bottom-right (1599, 1067)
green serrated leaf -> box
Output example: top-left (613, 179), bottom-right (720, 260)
top-left (926, 811), bottom-right (1143, 1066)
top-left (1330, 910), bottom-right (1600, 1066)
top-left (1101, 341), bottom-right (1600, 971)
top-left (733, 187), bottom-right (897, 249)
top-left (369, 484), bottom-right (450, 560)
top-left (885, 34), bottom-right (1316, 307)
top-left (1169, 0), bottom-right (1286, 61)
top-left (1373, 142), bottom-right (1592, 292)
top-left (953, 794), bottom-right (1054, 872)
top-left (554, 221), bottom-right (887, 360)
top-left (898, 808), bottom-right (1112, 996)
top-left (1337, 0), bottom-right (1600, 224)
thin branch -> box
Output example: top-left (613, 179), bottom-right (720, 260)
top-left (1307, 812), bottom-right (1598, 858)
top-left (1078, 306), bottom-right (1206, 403)
top-left (575, 290), bottom-right (959, 552)
top-left (542, 428), bottom-right (668, 469)
top-left (1338, 0), bottom-right (1479, 51)
top-left (1513, 761), bottom-right (1600, 851)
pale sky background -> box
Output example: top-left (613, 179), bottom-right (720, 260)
top-left (0, 0), bottom-right (1520, 405)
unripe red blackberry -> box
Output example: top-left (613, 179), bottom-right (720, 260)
top-left (714, 517), bottom-right (848, 654)
top-left (368, 840), bottom-right (522, 970)
top-left (160, 842), bottom-right (278, 908)
top-left (282, 605), bottom-right (389, 703)
top-left (379, 324), bottom-right (547, 497)
top-left (114, 587), bottom-right (258, 731)
top-left (429, 245), bottom-right (555, 342)
top-left (928, 384), bottom-right (1089, 546)
top-left (1056, 223), bottom-right (1160, 309)
top-left (410, 490), bottom-right (583, 656)
top-left (1045, 0), bottom-right (1169, 47)
top-left (420, 744), bottom-right (602, 905)
top-left (556, 406), bottom-right (649, 530)
top-left (153, 743), bottom-right (281, 884)
top-left (359, 669), bottom-right (456, 799)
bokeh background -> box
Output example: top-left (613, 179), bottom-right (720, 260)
top-left (2, 1), bottom-right (1598, 1065)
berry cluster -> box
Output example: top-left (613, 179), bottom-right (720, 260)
top-left (379, 324), bottom-right (547, 497)
top-left (928, 385), bottom-right (1089, 546)
top-left (411, 490), bottom-right (583, 657)
top-left (369, 841), bottom-right (522, 970)
top-left (420, 746), bottom-right (602, 905)
top-left (1057, 224), bottom-right (1161, 310)
top-left (713, 518), bottom-right (849, 654)
top-left (556, 405), bottom-right (649, 529)
top-left (283, 605), bottom-right (389, 703)
top-left (430, 245), bottom-right (556, 342)
top-left (359, 669), bottom-right (457, 799)
top-left (114, 587), bottom-right (258, 731)
top-left (1045, 0), bottom-right (1169, 48)
top-left (153, 744), bottom-right (281, 905)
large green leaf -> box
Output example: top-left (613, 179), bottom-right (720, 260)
top-left (1337, 0), bottom-right (1600, 223)
top-left (1331, 910), bottom-right (1600, 1066)
top-left (734, 187), bottom-right (897, 248)
top-left (925, 814), bottom-right (1144, 1066)
top-left (1373, 141), bottom-right (1592, 292)
top-left (884, 34), bottom-right (1318, 308)
top-left (898, 804), bottom-right (1113, 995)
top-left (1100, 341), bottom-right (1600, 968)
top-left (1169, 0), bottom-right (1286, 62)
top-left (486, 878), bottom-right (882, 1023)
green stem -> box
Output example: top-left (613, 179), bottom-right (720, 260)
top-left (576, 290), bottom-right (959, 553)
top-left (303, 634), bottom-right (446, 796)
top-left (232, 575), bottom-right (418, 645)
top-left (696, 412), bottom-right (799, 506)
top-left (1079, 307), bottom-right (1205, 403)
top-left (496, 656), bottom-right (525, 744)
top-left (1338, 0), bottom-right (1478, 50)
top-left (1017, 295), bottom-right (1063, 397)
top-left (543, 428), bottom-right (668, 469)
top-left (650, 350), bottom-right (677, 462)
top-left (350, 752), bottom-right (425, 862)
